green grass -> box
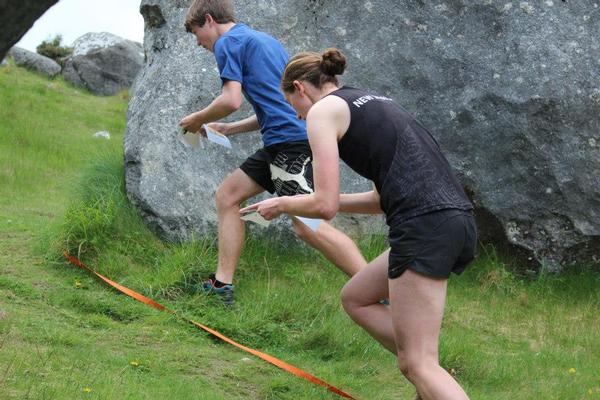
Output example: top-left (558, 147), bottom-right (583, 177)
top-left (1, 64), bottom-right (599, 400)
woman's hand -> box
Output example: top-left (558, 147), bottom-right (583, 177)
top-left (240, 197), bottom-right (284, 221)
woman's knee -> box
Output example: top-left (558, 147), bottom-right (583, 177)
top-left (340, 270), bottom-right (386, 313)
top-left (397, 353), bottom-right (437, 383)
top-left (398, 357), bottom-right (419, 382)
top-left (340, 281), bottom-right (359, 314)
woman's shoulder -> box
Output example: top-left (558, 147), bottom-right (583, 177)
top-left (309, 93), bottom-right (349, 119)
top-left (307, 93), bottom-right (352, 139)
top-left (319, 89), bottom-right (352, 109)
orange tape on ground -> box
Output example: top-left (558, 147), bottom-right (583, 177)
top-left (63, 252), bottom-right (356, 399)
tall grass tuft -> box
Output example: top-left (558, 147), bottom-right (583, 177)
top-left (55, 151), bottom-right (150, 259)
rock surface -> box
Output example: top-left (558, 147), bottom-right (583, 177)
top-left (8, 46), bottom-right (61, 77)
top-left (0, 0), bottom-right (59, 60)
top-left (125, 1), bottom-right (381, 245)
top-left (126, 0), bottom-right (600, 271)
top-left (62, 32), bottom-right (144, 95)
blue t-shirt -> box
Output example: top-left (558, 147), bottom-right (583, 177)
top-left (213, 24), bottom-right (307, 147)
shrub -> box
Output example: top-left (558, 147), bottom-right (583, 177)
top-left (36, 35), bottom-right (73, 66)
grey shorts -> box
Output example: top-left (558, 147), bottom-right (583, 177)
top-left (388, 209), bottom-right (477, 279)
top-left (239, 140), bottom-right (314, 196)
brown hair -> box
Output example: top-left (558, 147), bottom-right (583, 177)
top-left (281, 48), bottom-right (347, 93)
top-left (184, 0), bottom-right (235, 32)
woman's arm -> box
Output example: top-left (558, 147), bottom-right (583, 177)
top-left (240, 96), bottom-right (349, 220)
top-left (339, 188), bottom-right (383, 214)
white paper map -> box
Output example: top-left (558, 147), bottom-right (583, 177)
top-left (295, 217), bottom-right (323, 232)
top-left (204, 124), bottom-right (232, 148)
top-left (240, 211), bottom-right (322, 231)
top-left (180, 130), bottom-right (203, 149)
top-left (240, 211), bottom-right (271, 227)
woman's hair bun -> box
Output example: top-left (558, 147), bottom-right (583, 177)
top-left (320, 48), bottom-right (347, 76)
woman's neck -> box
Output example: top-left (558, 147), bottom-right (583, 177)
top-left (321, 82), bottom-right (340, 96)
top-left (310, 82), bottom-right (340, 103)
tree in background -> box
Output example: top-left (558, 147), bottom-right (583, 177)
top-left (36, 35), bottom-right (72, 66)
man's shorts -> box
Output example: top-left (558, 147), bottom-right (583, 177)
top-left (388, 208), bottom-right (477, 279)
top-left (240, 140), bottom-right (315, 196)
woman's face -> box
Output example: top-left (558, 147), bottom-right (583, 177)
top-left (285, 83), bottom-right (313, 120)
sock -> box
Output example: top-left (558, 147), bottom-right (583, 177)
top-left (213, 278), bottom-right (231, 288)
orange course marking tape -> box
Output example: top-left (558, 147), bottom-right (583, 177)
top-left (63, 252), bottom-right (356, 399)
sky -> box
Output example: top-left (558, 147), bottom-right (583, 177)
top-left (16, 0), bottom-right (145, 52)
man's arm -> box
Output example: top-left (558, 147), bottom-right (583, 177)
top-left (179, 80), bottom-right (243, 133)
top-left (210, 115), bottom-right (260, 136)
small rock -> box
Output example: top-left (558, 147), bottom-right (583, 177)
top-left (520, 2), bottom-right (535, 14)
top-left (62, 32), bottom-right (143, 96)
top-left (94, 131), bottom-right (111, 139)
top-left (7, 47), bottom-right (61, 77)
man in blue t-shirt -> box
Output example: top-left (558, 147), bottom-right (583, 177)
top-left (179, 0), bottom-right (366, 304)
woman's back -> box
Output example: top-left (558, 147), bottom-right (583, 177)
top-left (328, 86), bottom-right (472, 224)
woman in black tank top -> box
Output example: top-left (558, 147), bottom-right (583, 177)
top-left (241, 48), bottom-right (476, 400)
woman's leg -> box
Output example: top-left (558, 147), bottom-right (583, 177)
top-left (389, 270), bottom-right (469, 400)
top-left (340, 249), bottom-right (396, 352)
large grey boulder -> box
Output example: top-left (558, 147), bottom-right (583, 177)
top-left (8, 46), bottom-right (61, 77)
top-left (0, 0), bottom-right (59, 60)
top-left (62, 32), bottom-right (144, 95)
top-left (126, 0), bottom-right (600, 271)
top-left (125, 1), bottom-right (380, 245)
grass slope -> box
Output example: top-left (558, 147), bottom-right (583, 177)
top-left (0, 64), bottom-right (598, 400)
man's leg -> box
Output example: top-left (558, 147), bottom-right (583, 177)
top-left (292, 218), bottom-right (366, 276)
top-left (214, 168), bottom-right (264, 284)
top-left (268, 141), bottom-right (366, 277)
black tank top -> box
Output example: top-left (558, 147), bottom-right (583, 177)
top-left (328, 86), bottom-right (472, 225)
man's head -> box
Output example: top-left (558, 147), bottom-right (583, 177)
top-left (184, 0), bottom-right (236, 51)
top-left (184, 0), bottom-right (235, 30)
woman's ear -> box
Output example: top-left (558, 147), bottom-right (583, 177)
top-left (293, 80), bottom-right (304, 95)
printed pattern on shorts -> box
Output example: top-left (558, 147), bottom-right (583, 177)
top-left (269, 153), bottom-right (314, 196)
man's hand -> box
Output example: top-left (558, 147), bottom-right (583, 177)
top-left (240, 197), bottom-right (284, 221)
top-left (179, 81), bottom-right (242, 135)
top-left (179, 112), bottom-right (205, 134)
top-left (205, 122), bottom-right (229, 136)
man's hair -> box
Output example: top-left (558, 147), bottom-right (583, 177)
top-left (184, 0), bottom-right (235, 32)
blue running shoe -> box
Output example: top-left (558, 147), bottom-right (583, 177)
top-left (198, 273), bottom-right (234, 305)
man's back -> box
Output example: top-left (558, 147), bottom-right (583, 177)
top-left (214, 24), bottom-right (306, 146)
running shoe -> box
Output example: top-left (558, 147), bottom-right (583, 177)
top-left (196, 273), bottom-right (234, 305)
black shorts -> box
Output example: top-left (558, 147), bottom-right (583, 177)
top-left (388, 209), bottom-right (477, 279)
top-left (239, 140), bottom-right (315, 196)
